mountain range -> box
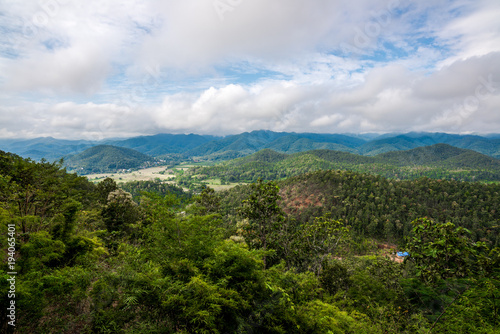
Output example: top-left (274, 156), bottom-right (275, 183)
top-left (1, 130), bottom-right (500, 162)
top-left (194, 144), bottom-right (500, 183)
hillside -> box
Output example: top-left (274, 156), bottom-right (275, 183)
top-left (228, 148), bottom-right (288, 165)
top-left (378, 143), bottom-right (500, 168)
top-left (219, 169), bottom-right (500, 245)
top-left (2, 149), bottom-right (500, 333)
top-left (360, 133), bottom-right (500, 158)
top-left (64, 145), bottom-right (155, 174)
top-left (191, 144), bottom-right (500, 183)
top-left (184, 130), bottom-right (292, 157)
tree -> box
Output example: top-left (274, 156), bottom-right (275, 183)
top-left (301, 214), bottom-right (350, 274)
top-left (405, 218), bottom-right (500, 332)
top-left (101, 189), bottom-right (140, 235)
top-left (96, 177), bottom-right (118, 204)
top-left (405, 218), bottom-right (488, 284)
top-left (194, 186), bottom-right (221, 215)
top-left (239, 180), bottom-right (285, 268)
top-left (51, 200), bottom-right (82, 243)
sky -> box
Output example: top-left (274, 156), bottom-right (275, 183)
top-left (1, 0), bottom-right (499, 140)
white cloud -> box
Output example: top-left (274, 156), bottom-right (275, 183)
top-left (0, 0), bottom-right (500, 138)
top-left (437, 0), bottom-right (500, 65)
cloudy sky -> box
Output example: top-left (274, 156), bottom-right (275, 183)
top-left (1, 0), bottom-right (499, 140)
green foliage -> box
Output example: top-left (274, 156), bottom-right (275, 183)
top-left (102, 189), bottom-right (141, 234)
top-left (320, 260), bottom-right (352, 296)
top-left (295, 300), bottom-right (381, 334)
top-left (205, 240), bottom-right (265, 296)
top-left (19, 231), bottom-right (66, 270)
top-left (120, 179), bottom-right (191, 203)
top-left (405, 218), bottom-right (492, 284)
top-left (65, 145), bottom-right (156, 174)
top-left (193, 186), bottom-right (221, 215)
top-left (300, 215), bottom-right (350, 274)
top-left (96, 177), bottom-right (118, 204)
top-left (193, 145), bottom-right (500, 184)
top-left (239, 180), bottom-right (285, 267)
top-left (2, 148), bottom-right (500, 333)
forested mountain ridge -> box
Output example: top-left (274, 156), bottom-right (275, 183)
top-left (378, 143), bottom-right (500, 168)
top-left (184, 130), bottom-right (368, 158)
top-left (217, 169), bottom-right (500, 247)
top-left (1, 149), bottom-right (499, 333)
top-left (280, 170), bottom-right (500, 244)
top-left (109, 133), bottom-right (219, 156)
top-left (64, 145), bottom-right (156, 174)
top-left (2, 131), bottom-right (500, 162)
top-left (360, 133), bottom-right (500, 158)
top-left (192, 144), bottom-right (500, 183)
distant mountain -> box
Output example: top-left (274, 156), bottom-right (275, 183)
top-left (2, 131), bottom-right (500, 163)
top-left (0, 137), bottom-right (93, 161)
top-left (264, 135), bottom-right (358, 154)
top-left (340, 133), bottom-right (387, 141)
top-left (110, 133), bottom-right (219, 156)
top-left (358, 133), bottom-right (500, 158)
top-left (185, 130), bottom-right (366, 158)
top-left (300, 149), bottom-right (375, 164)
top-left (230, 148), bottom-right (288, 165)
top-left (64, 145), bottom-right (155, 174)
top-left (185, 130), bottom-right (290, 157)
top-left (378, 144), bottom-right (500, 169)
top-left (358, 135), bottom-right (436, 155)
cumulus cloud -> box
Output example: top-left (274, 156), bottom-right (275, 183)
top-left (0, 0), bottom-right (499, 138)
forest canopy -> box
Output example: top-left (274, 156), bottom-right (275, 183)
top-left (1, 149), bottom-right (499, 333)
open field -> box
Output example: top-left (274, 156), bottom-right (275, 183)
top-left (85, 164), bottom-right (246, 191)
top-left (85, 166), bottom-right (175, 183)
top-left (206, 183), bottom-right (246, 191)
top-left (201, 178), bottom-right (247, 191)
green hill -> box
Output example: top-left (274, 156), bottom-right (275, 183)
top-left (219, 169), bottom-right (500, 245)
top-left (378, 144), bottom-right (500, 168)
top-left (64, 145), bottom-right (155, 174)
top-left (231, 148), bottom-right (288, 164)
top-left (191, 144), bottom-right (500, 183)
top-left (302, 149), bottom-right (375, 164)
top-left (359, 133), bottom-right (500, 158)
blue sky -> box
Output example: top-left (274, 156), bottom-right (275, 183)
top-left (0, 0), bottom-right (499, 139)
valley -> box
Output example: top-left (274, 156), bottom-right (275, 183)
top-left (85, 166), bottom-right (176, 183)
top-left (1, 133), bottom-right (500, 333)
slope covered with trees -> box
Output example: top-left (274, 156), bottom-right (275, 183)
top-left (1, 149), bottom-right (499, 333)
top-left (191, 144), bottom-right (500, 183)
top-left (64, 145), bottom-right (156, 174)
top-left (218, 170), bottom-right (500, 246)
top-left (359, 133), bottom-right (500, 158)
